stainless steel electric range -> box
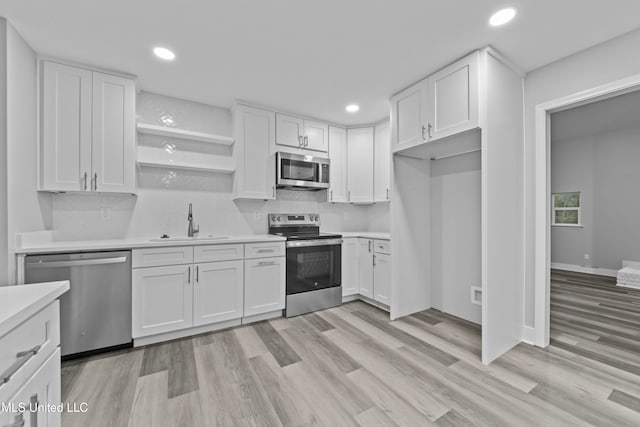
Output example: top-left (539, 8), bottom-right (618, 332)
top-left (268, 214), bottom-right (342, 317)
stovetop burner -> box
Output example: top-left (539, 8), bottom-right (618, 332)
top-left (268, 214), bottom-right (341, 240)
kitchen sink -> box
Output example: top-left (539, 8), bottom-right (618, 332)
top-left (149, 235), bottom-right (229, 242)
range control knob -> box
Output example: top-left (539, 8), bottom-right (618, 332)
top-left (277, 216), bottom-right (282, 222)
top-left (270, 215), bottom-right (276, 222)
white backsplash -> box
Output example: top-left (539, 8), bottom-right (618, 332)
top-left (49, 91), bottom-right (388, 242)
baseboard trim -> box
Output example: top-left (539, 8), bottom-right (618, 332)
top-left (134, 318), bottom-right (242, 347)
top-left (551, 262), bottom-right (617, 278)
top-left (521, 325), bottom-right (538, 346)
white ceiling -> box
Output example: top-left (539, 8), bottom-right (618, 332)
top-left (2, 0), bottom-right (640, 125)
top-left (551, 89), bottom-right (640, 142)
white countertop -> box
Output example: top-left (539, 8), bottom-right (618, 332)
top-left (15, 234), bottom-right (286, 255)
top-left (0, 281), bottom-right (69, 337)
top-left (334, 232), bottom-right (391, 240)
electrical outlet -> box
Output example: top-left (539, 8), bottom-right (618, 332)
top-left (254, 211), bottom-right (261, 220)
top-left (470, 286), bottom-right (482, 305)
top-left (584, 253), bottom-right (590, 260)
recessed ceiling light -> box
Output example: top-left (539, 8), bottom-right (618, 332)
top-left (345, 104), bottom-right (360, 113)
top-left (489, 8), bottom-right (516, 27)
top-left (153, 47), bottom-right (176, 61)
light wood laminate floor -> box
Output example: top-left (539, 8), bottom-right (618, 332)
top-left (61, 273), bottom-right (640, 426)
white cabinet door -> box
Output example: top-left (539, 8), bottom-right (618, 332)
top-left (233, 105), bottom-right (276, 200)
top-left (358, 239), bottom-right (374, 298)
top-left (427, 52), bottom-right (479, 140)
top-left (390, 80), bottom-right (428, 148)
top-left (347, 127), bottom-right (374, 203)
top-left (91, 72), bottom-right (136, 193)
top-left (341, 238), bottom-right (359, 296)
top-left (41, 61), bottom-right (92, 192)
top-left (193, 260), bottom-right (244, 326)
top-left (328, 126), bottom-right (348, 203)
top-left (1, 348), bottom-right (61, 427)
top-left (132, 265), bottom-right (193, 337)
top-left (276, 114), bottom-right (304, 148)
top-left (304, 120), bottom-right (328, 152)
top-left (374, 121), bottom-right (391, 202)
top-left (374, 253), bottom-right (391, 305)
top-left (244, 257), bottom-right (285, 316)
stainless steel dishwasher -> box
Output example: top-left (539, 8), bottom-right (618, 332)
top-left (24, 251), bottom-right (132, 358)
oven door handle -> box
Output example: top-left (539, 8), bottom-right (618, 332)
top-left (286, 239), bottom-right (343, 248)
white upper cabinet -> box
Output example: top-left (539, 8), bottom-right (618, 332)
top-left (41, 61), bottom-right (93, 192)
top-left (328, 126), bottom-right (348, 203)
top-left (390, 80), bottom-right (428, 148)
top-left (427, 52), bottom-right (479, 140)
top-left (91, 72), bottom-right (136, 193)
top-left (275, 114), bottom-right (305, 148)
top-left (374, 121), bottom-right (391, 202)
top-left (390, 51), bottom-right (479, 149)
top-left (276, 113), bottom-right (328, 153)
top-left (233, 105), bottom-right (276, 200)
top-left (40, 61), bottom-right (136, 193)
top-left (304, 119), bottom-right (329, 152)
top-left (347, 127), bottom-right (374, 203)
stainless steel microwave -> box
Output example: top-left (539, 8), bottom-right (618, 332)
top-left (276, 152), bottom-right (330, 190)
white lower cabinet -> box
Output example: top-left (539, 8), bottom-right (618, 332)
top-left (358, 239), bottom-right (374, 298)
top-left (244, 256), bottom-right (286, 317)
top-left (341, 238), bottom-right (359, 296)
top-left (193, 260), bottom-right (244, 326)
top-left (1, 348), bottom-right (61, 427)
top-left (373, 253), bottom-right (391, 305)
top-left (132, 264), bottom-right (193, 338)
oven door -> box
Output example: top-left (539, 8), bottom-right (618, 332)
top-left (286, 239), bottom-right (342, 294)
top-left (277, 152), bottom-right (330, 189)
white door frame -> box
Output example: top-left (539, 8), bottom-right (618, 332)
top-left (533, 73), bottom-right (640, 346)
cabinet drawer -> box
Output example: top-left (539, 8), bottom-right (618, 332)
top-left (132, 246), bottom-right (194, 268)
top-left (194, 244), bottom-right (244, 263)
top-left (373, 240), bottom-right (390, 254)
top-left (244, 242), bottom-right (285, 259)
top-left (0, 301), bottom-right (60, 401)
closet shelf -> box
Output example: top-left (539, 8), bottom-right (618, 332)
top-left (137, 159), bottom-right (235, 174)
top-left (136, 123), bottom-right (235, 146)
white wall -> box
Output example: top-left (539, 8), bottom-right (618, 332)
top-left (430, 151), bottom-right (481, 324)
top-left (551, 125), bottom-right (640, 270)
top-left (524, 27), bottom-right (640, 326)
top-left (5, 22), bottom-right (52, 283)
top-left (0, 19), bottom-right (8, 284)
top-left (47, 92), bottom-right (373, 241)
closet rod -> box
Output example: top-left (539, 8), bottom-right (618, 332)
top-left (431, 148), bottom-right (481, 161)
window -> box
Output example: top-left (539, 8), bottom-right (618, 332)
top-left (552, 192), bottom-right (581, 226)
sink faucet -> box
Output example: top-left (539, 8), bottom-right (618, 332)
top-left (187, 203), bottom-right (199, 237)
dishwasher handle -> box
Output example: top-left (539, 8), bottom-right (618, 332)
top-left (26, 256), bottom-right (128, 269)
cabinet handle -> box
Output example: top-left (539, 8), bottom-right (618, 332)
top-left (257, 260), bottom-right (276, 266)
top-left (196, 265), bottom-right (199, 283)
top-left (373, 254), bottom-right (376, 266)
top-left (368, 240), bottom-right (372, 252)
top-left (187, 266), bottom-right (191, 283)
top-left (272, 186), bottom-right (276, 198)
top-left (257, 249), bottom-right (274, 253)
top-left (3, 412), bottom-right (24, 427)
top-left (304, 136), bottom-right (309, 147)
top-left (421, 125), bottom-right (426, 140)
top-left (348, 191), bottom-right (351, 202)
top-left (330, 190), bottom-right (333, 201)
top-left (83, 172), bottom-right (88, 191)
top-left (93, 173), bottom-right (98, 191)
top-left (30, 394), bottom-right (38, 427)
top-left (0, 345), bottom-right (41, 384)
top-left (298, 135), bottom-right (303, 147)
top-left (427, 123), bottom-right (433, 139)
top-left (386, 188), bottom-right (389, 200)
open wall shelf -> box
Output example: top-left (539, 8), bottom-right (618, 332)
top-left (136, 123), bottom-right (235, 146)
